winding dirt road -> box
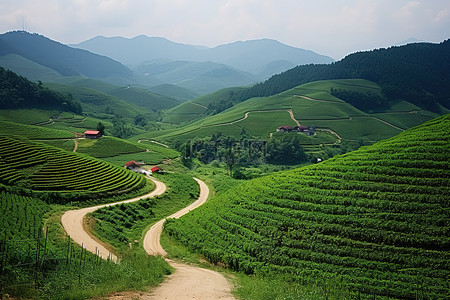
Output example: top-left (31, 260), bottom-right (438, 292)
top-left (143, 178), bottom-right (236, 300)
top-left (61, 176), bottom-right (236, 299)
top-left (61, 177), bottom-right (166, 262)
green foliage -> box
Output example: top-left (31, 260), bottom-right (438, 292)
top-left (0, 135), bottom-right (149, 203)
top-left (330, 88), bottom-right (388, 112)
top-left (266, 134), bottom-right (308, 165)
top-left (0, 188), bottom-right (49, 240)
top-left (0, 67), bottom-right (82, 113)
top-left (0, 187), bottom-right (171, 298)
top-left (162, 87), bottom-right (246, 124)
top-left (90, 173), bottom-right (199, 252)
top-left (165, 115), bottom-right (450, 299)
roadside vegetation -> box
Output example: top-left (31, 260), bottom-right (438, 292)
top-left (89, 173), bottom-right (199, 254)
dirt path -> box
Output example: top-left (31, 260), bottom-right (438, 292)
top-left (189, 100), bottom-right (208, 110)
top-left (61, 177), bottom-right (166, 262)
top-left (142, 178), bottom-right (237, 300)
top-left (206, 109), bottom-right (299, 127)
top-left (294, 95), bottom-right (342, 103)
top-left (137, 139), bottom-right (170, 148)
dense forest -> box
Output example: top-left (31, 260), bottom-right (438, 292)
top-left (228, 40), bottom-right (450, 112)
top-left (0, 67), bottom-right (82, 113)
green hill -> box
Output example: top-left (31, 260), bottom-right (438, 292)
top-left (49, 77), bottom-right (181, 110)
top-left (0, 31), bottom-right (133, 82)
top-left (165, 115), bottom-right (450, 299)
top-left (212, 40), bottom-right (450, 113)
top-left (142, 80), bottom-right (440, 149)
top-left (162, 87), bottom-right (246, 124)
top-left (0, 135), bottom-right (150, 202)
top-left (44, 83), bottom-right (151, 119)
top-left (0, 120), bottom-right (74, 139)
top-left (149, 84), bottom-right (199, 102)
top-left (0, 67), bottom-right (81, 113)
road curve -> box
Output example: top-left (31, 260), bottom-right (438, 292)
top-left (142, 178), bottom-right (236, 300)
top-left (61, 176), bottom-right (166, 262)
top-left (143, 177), bottom-right (209, 256)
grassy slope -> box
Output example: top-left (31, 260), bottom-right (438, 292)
top-left (76, 136), bottom-right (179, 167)
top-left (0, 109), bottom-right (114, 135)
top-left (162, 87), bottom-right (246, 124)
top-left (51, 77), bottom-right (181, 110)
top-left (165, 115), bottom-right (450, 299)
top-left (0, 135), bottom-right (150, 202)
top-left (44, 83), bottom-right (149, 118)
top-left (140, 79), bottom-right (439, 144)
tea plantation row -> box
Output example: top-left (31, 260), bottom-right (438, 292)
top-left (165, 115), bottom-right (450, 299)
top-left (0, 135), bottom-right (149, 201)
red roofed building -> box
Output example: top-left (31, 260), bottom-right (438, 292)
top-left (125, 160), bottom-right (140, 169)
top-left (84, 130), bottom-right (102, 139)
top-left (150, 166), bottom-right (160, 173)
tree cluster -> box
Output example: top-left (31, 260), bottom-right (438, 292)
top-left (0, 67), bottom-right (82, 113)
top-left (330, 88), bottom-right (388, 112)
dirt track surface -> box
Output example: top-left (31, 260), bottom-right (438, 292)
top-left (61, 177), bottom-right (166, 262)
top-left (142, 177), bottom-right (237, 300)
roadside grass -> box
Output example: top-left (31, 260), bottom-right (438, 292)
top-left (39, 207), bottom-right (172, 299)
top-left (89, 173), bottom-right (199, 254)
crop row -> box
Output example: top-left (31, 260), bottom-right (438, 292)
top-left (0, 190), bottom-right (49, 239)
top-left (165, 116), bottom-right (450, 299)
top-left (0, 135), bottom-right (148, 197)
top-left (76, 136), bottom-right (148, 158)
top-left (0, 120), bottom-right (74, 139)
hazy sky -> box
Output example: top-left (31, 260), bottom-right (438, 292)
top-left (1, 0), bottom-right (449, 59)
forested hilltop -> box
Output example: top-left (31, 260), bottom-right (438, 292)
top-left (225, 40), bottom-right (450, 113)
top-left (0, 67), bottom-right (81, 113)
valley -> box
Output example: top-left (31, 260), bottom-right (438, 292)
top-left (0, 31), bottom-right (449, 299)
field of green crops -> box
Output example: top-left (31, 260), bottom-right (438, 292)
top-left (0, 135), bottom-right (149, 202)
top-left (165, 115), bottom-right (450, 299)
top-left (0, 120), bottom-right (74, 139)
top-left (142, 79), bottom-right (439, 146)
top-left (76, 136), bottom-right (148, 158)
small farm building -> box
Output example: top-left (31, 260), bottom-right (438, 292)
top-left (277, 125), bottom-right (294, 132)
top-left (151, 166), bottom-right (161, 173)
top-left (125, 160), bottom-right (140, 170)
top-left (84, 130), bottom-right (102, 139)
top-left (294, 125), bottom-right (315, 135)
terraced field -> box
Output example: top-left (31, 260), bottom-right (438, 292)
top-left (0, 135), bottom-right (148, 199)
top-left (165, 115), bottom-right (450, 299)
top-left (0, 120), bottom-right (74, 139)
top-left (142, 79), bottom-right (440, 145)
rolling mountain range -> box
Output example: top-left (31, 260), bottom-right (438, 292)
top-left (0, 31), bottom-right (133, 83)
top-left (73, 35), bottom-right (334, 76)
top-left (0, 31), bottom-right (334, 96)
